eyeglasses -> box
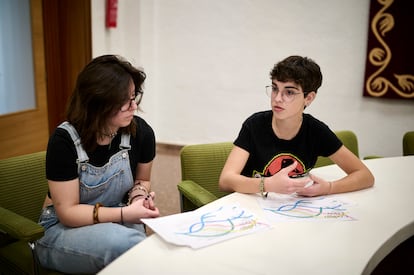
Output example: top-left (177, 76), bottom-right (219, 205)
top-left (265, 85), bottom-right (305, 102)
top-left (120, 92), bottom-right (143, 112)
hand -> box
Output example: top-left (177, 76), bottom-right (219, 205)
top-left (143, 191), bottom-right (156, 210)
top-left (266, 161), bottom-right (311, 194)
top-left (296, 174), bottom-right (331, 197)
top-left (123, 196), bottom-right (160, 223)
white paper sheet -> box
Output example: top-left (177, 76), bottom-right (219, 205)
top-left (258, 193), bottom-right (357, 223)
top-left (142, 204), bottom-right (271, 249)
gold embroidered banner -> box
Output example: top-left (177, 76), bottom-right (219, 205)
top-left (363, 0), bottom-right (414, 99)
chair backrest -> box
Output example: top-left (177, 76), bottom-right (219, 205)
top-left (0, 151), bottom-right (47, 222)
top-left (403, 131), bottom-right (414, 156)
top-left (180, 142), bottom-right (233, 199)
top-left (314, 130), bottom-right (359, 168)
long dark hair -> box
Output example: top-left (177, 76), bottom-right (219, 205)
top-left (66, 55), bottom-right (146, 152)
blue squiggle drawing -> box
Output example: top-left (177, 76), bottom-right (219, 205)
top-left (176, 206), bottom-right (260, 237)
top-left (264, 197), bottom-right (350, 219)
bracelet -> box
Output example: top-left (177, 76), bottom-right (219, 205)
top-left (134, 185), bottom-right (148, 194)
top-left (136, 181), bottom-right (150, 193)
top-left (120, 207), bottom-right (124, 224)
top-left (259, 176), bottom-right (268, 198)
top-left (128, 182), bottom-right (148, 197)
top-left (93, 203), bottom-right (103, 224)
top-left (128, 187), bottom-right (147, 199)
top-left (128, 191), bottom-right (146, 202)
top-left (327, 181), bottom-right (333, 195)
top-left (128, 194), bottom-right (146, 205)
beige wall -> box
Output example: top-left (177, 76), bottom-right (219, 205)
top-left (91, 0), bottom-right (414, 157)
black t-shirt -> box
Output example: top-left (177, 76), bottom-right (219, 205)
top-left (234, 111), bottom-right (342, 177)
top-left (46, 116), bottom-right (156, 181)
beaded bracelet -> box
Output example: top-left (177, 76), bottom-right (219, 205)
top-left (132, 185), bottom-right (148, 194)
top-left (128, 194), bottom-right (146, 205)
top-left (137, 181), bottom-right (150, 193)
top-left (93, 203), bottom-right (103, 224)
top-left (128, 181), bottom-right (148, 197)
top-left (259, 176), bottom-right (268, 198)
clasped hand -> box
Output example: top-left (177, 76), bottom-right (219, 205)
top-left (124, 191), bottom-right (160, 223)
top-left (266, 161), bottom-right (330, 197)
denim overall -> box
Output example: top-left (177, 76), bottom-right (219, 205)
top-left (35, 122), bottom-right (146, 274)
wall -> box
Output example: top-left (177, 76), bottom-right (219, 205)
top-left (91, 0), bottom-right (413, 158)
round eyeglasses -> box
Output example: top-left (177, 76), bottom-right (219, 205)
top-left (265, 85), bottom-right (305, 102)
top-left (120, 92), bottom-right (143, 112)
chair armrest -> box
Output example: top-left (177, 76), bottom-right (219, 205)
top-left (177, 180), bottom-right (218, 209)
top-left (363, 155), bottom-right (383, 160)
top-left (0, 207), bottom-right (44, 242)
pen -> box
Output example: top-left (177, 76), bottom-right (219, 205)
top-left (304, 180), bottom-right (314, 188)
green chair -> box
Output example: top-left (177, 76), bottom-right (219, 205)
top-left (177, 142), bottom-right (233, 212)
top-left (403, 131), bottom-right (414, 156)
top-left (177, 133), bottom-right (374, 212)
top-left (314, 130), bottom-right (360, 168)
top-left (0, 151), bottom-right (61, 275)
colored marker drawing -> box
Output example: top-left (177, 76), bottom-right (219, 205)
top-left (142, 204), bottom-right (271, 249)
top-left (176, 206), bottom-right (262, 238)
top-left (259, 194), bottom-right (356, 222)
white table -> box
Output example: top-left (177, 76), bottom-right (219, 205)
top-left (99, 156), bottom-right (414, 275)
